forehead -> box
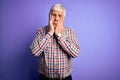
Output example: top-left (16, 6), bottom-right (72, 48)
top-left (51, 10), bottom-right (64, 15)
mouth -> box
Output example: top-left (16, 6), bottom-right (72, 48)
top-left (53, 21), bottom-right (58, 24)
top-left (53, 20), bottom-right (58, 23)
top-left (53, 22), bottom-right (57, 27)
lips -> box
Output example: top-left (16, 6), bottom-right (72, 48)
top-left (53, 21), bottom-right (58, 24)
top-left (53, 20), bottom-right (58, 23)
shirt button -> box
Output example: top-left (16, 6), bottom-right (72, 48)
top-left (56, 64), bottom-right (58, 69)
top-left (55, 55), bottom-right (58, 58)
top-left (54, 54), bottom-right (58, 58)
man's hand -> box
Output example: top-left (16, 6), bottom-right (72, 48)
top-left (48, 15), bottom-right (54, 35)
top-left (55, 20), bottom-right (63, 37)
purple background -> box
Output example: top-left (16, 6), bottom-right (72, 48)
top-left (1, 0), bottom-right (120, 80)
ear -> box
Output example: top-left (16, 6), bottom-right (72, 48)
top-left (61, 16), bottom-right (65, 22)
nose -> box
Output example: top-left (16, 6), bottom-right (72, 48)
top-left (54, 15), bottom-right (59, 21)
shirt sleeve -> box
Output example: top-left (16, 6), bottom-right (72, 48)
top-left (30, 28), bottom-right (52, 56)
top-left (57, 28), bottom-right (80, 58)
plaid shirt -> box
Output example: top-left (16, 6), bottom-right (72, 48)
top-left (30, 26), bottom-right (80, 79)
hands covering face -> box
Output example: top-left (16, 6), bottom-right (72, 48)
top-left (48, 11), bottom-right (64, 36)
top-left (48, 15), bottom-right (55, 35)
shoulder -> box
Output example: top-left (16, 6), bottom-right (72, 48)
top-left (36, 26), bottom-right (47, 35)
top-left (64, 27), bottom-right (74, 32)
top-left (37, 26), bottom-right (47, 32)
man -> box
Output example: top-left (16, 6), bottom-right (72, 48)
top-left (30, 4), bottom-right (80, 80)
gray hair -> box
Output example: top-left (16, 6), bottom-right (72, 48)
top-left (49, 4), bottom-right (66, 17)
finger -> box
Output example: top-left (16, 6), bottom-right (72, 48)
top-left (50, 15), bottom-right (54, 21)
top-left (58, 20), bottom-right (62, 26)
top-left (49, 15), bottom-right (51, 21)
top-left (49, 15), bottom-right (52, 22)
top-left (49, 15), bottom-right (53, 24)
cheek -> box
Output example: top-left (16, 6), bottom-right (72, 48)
top-left (59, 17), bottom-right (62, 20)
top-left (61, 17), bottom-right (64, 21)
top-left (53, 16), bottom-right (57, 20)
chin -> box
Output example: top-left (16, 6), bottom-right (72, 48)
top-left (53, 23), bottom-right (57, 26)
top-left (53, 22), bottom-right (57, 24)
top-left (54, 25), bottom-right (57, 29)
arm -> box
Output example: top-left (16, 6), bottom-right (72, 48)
top-left (30, 28), bottom-right (52, 56)
top-left (57, 29), bottom-right (80, 58)
top-left (30, 14), bottom-right (55, 56)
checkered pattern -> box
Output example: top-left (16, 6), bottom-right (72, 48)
top-left (30, 26), bottom-right (80, 79)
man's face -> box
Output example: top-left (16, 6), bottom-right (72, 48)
top-left (50, 10), bottom-right (64, 26)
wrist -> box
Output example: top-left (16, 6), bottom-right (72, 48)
top-left (56, 33), bottom-right (62, 37)
top-left (49, 31), bottom-right (54, 35)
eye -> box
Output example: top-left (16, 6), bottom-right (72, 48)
top-left (58, 14), bottom-right (62, 17)
top-left (52, 14), bottom-right (56, 16)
